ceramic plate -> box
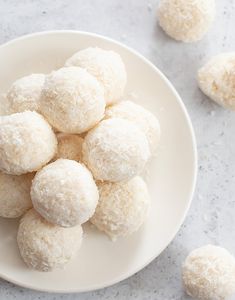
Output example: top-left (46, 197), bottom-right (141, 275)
top-left (0, 31), bottom-right (197, 293)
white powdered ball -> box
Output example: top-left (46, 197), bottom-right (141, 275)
top-left (0, 172), bottom-right (33, 218)
top-left (0, 111), bottom-right (57, 175)
top-left (158, 0), bottom-right (215, 42)
top-left (17, 209), bottom-right (83, 272)
top-left (40, 67), bottom-right (105, 134)
top-left (82, 118), bottom-right (150, 182)
top-left (182, 245), bottom-right (235, 300)
top-left (31, 159), bottom-right (99, 227)
top-left (5, 74), bottom-right (45, 114)
top-left (55, 133), bottom-right (83, 162)
top-left (105, 100), bottom-right (161, 155)
top-left (198, 53), bottom-right (235, 110)
top-left (65, 47), bottom-right (127, 105)
top-left (90, 177), bottom-right (150, 241)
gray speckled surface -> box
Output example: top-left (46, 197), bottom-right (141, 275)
top-left (0, 0), bottom-right (235, 299)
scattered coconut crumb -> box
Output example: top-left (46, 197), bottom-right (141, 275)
top-left (147, 3), bottom-right (152, 11)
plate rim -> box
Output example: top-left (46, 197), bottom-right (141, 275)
top-left (0, 30), bottom-right (198, 293)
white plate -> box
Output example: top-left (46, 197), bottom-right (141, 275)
top-left (0, 31), bottom-right (197, 293)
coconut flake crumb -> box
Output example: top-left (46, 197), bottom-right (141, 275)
top-left (147, 3), bottom-right (152, 11)
top-left (209, 110), bottom-right (215, 116)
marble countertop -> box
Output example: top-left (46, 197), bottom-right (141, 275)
top-left (0, 0), bottom-right (235, 299)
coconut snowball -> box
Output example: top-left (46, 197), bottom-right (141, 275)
top-left (31, 159), bottom-right (99, 227)
top-left (40, 66), bottom-right (105, 134)
top-left (82, 118), bottom-right (150, 182)
top-left (0, 172), bottom-right (33, 218)
top-left (5, 74), bottom-right (45, 114)
top-left (198, 53), bottom-right (235, 110)
top-left (90, 176), bottom-right (150, 241)
top-left (158, 0), bottom-right (215, 42)
top-left (0, 111), bottom-right (57, 175)
top-left (182, 245), bottom-right (235, 300)
top-left (105, 101), bottom-right (161, 155)
top-left (65, 47), bottom-right (127, 105)
top-left (17, 209), bottom-right (83, 272)
top-left (55, 134), bottom-right (83, 162)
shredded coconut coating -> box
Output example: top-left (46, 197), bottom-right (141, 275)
top-left (105, 100), bottom-right (161, 155)
top-left (198, 53), bottom-right (235, 110)
top-left (82, 118), bottom-right (150, 182)
top-left (40, 67), bottom-right (105, 134)
top-left (182, 245), bottom-right (235, 300)
top-left (0, 172), bottom-right (33, 218)
top-left (17, 209), bottom-right (83, 272)
top-left (158, 0), bottom-right (215, 42)
top-left (54, 133), bottom-right (83, 162)
top-left (0, 111), bottom-right (57, 175)
top-left (31, 159), bottom-right (99, 227)
top-left (5, 74), bottom-right (45, 114)
top-left (65, 47), bottom-right (127, 105)
top-left (90, 176), bottom-right (150, 241)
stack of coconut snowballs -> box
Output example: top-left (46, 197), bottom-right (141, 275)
top-left (0, 47), bottom-right (161, 272)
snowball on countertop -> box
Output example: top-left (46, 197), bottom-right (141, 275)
top-left (105, 100), bottom-right (161, 155)
top-left (5, 73), bottom-right (45, 114)
top-left (17, 209), bottom-right (83, 272)
top-left (90, 176), bottom-right (150, 241)
top-left (65, 47), bottom-right (127, 105)
top-left (0, 111), bottom-right (57, 175)
top-left (0, 171), bottom-right (33, 218)
top-left (182, 245), bottom-right (235, 300)
top-left (157, 0), bottom-right (215, 42)
top-left (82, 118), bottom-right (150, 182)
top-left (40, 67), bottom-right (105, 134)
top-left (31, 159), bottom-right (99, 227)
top-left (54, 133), bottom-right (83, 162)
top-left (198, 53), bottom-right (235, 110)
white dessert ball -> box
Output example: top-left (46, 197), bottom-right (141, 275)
top-left (55, 133), bottom-right (83, 162)
top-left (5, 74), bottom-right (45, 114)
top-left (90, 176), bottom-right (150, 240)
top-left (82, 118), bottom-right (150, 182)
top-left (0, 172), bottom-right (33, 218)
top-left (0, 111), bottom-right (57, 175)
top-left (158, 0), bottom-right (215, 42)
top-left (65, 47), bottom-right (127, 105)
top-left (31, 159), bottom-right (99, 227)
top-left (105, 100), bottom-right (161, 155)
top-left (17, 209), bottom-right (83, 272)
top-left (40, 67), bottom-right (105, 134)
top-left (182, 245), bottom-right (235, 300)
top-left (198, 53), bottom-right (235, 110)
